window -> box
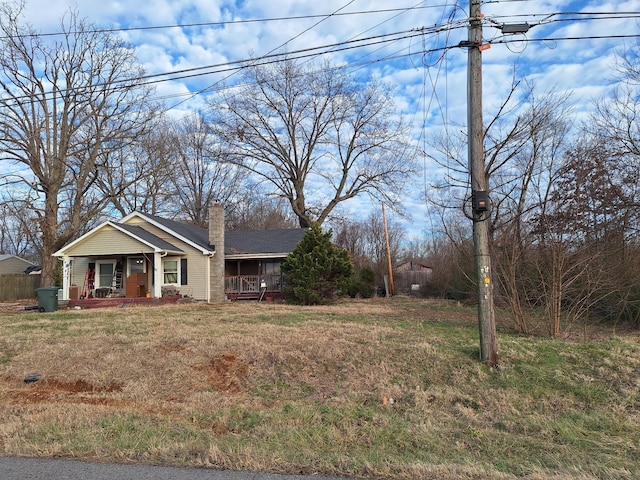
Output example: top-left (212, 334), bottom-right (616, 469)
top-left (261, 261), bottom-right (281, 276)
top-left (97, 262), bottom-right (115, 287)
top-left (163, 259), bottom-right (178, 284)
top-left (128, 257), bottom-right (145, 275)
top-left (261, 261), bottom-right (282, 291)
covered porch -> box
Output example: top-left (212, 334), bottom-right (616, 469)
top-left (224, 258), bottom-right (286, 300)
top-left (62, 254), bottom-right (161, 301)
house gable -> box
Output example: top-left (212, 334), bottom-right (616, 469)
top-left (0, 255), bottom-right (34, 275)
top-left (53, 222), bottom-right (184, 257)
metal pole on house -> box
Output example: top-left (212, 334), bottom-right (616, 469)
top-left (382, 202), bottom-right (395, 296)
top-left (468, 0), bottom-right (499, 367)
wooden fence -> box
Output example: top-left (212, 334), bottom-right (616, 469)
top-left (0, 274), bottom-right (41, 301)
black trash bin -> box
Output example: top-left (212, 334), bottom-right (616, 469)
top-left (35, 287), bottom-right (59, 312)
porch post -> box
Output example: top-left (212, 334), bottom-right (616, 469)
top-left (153, 252), bottom-right (163, 298)
top-left (61, 256), bottom-right (71, 300)
top-left (236, 261), bottom-right (240, 294)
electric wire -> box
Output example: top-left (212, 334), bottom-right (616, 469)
top-left (169, 1), bottom-right (447, 110)
top-left (1, 5), bottom-right (453, 39)
top-left (0, 24), bottom-right (465, 106)
top-left (1, 5), bottom-right (639, 109)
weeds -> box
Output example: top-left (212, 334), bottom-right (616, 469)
top-left (0, 297), bottom-right (638, 479)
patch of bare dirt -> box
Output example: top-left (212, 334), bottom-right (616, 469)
top-left (198, 354), bottom-right (249, 393)
top-left (0, 299), bottom-right (38, 314)
top-left (4, 375), bottom-right (123, 404)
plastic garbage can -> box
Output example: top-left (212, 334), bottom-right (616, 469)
top-left (35, 286), bottom-right (59, 312)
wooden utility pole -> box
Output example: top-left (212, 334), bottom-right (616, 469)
top-left (468, 0), bottom-right (499, 367)
top-left (382, 202), bottom-right (395, 296)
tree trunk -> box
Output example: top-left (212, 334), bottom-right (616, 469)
top-left (550, 244), bottom-right (563, 337)
top-left (39, 194), bottom-right (59, 287)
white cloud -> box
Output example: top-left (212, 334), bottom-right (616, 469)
top-left (7, 0), bottom-right (640, 238)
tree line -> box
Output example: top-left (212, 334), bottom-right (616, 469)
top-left (427, 48), bottom-right (640, 335)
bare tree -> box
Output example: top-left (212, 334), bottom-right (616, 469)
top-left (0, 3), bottom-right (158, 285)
top-left (532, 135), bottom-right (630, 336)
top-left (169, 113), bottom-right (246, 227)
top-left (427, 78), bottom-right (575, 331)
top-left (491, 85), bottom-right (573, 333)
top-left (0, 199), bottom-right (40, 262)
top-left (586, 46), bottom-right (640, 329)
top-left (225, 193), bottom-right (298, 231)
top-left (332, 211), bottom-right (406, 288)
top-left (97, 116), bottom-right (175, 218)
top-left (209, 58), bottom-right (417, 228)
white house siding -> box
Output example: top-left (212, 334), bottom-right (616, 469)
top-left (70, 225), bottom-right (150, 256)
top-left (123, 219), bottom-right (209, 301)
top-left (69, 257), bottom-right (90, 292)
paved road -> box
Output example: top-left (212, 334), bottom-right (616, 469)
top-left (0, 457), bottom-right (356, 480)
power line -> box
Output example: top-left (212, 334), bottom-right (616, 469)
top-left (490, 33), bottom-right (640, 46)
top-left (0, 5), bottom-right (638, 108)
top-left (1, 4), bottom-right (456, 40)
top-left (1, 26), bottom-right (636, 107)
top-left (0, 24), bottom-right (462, 105)
top-left (167, 1), bottom-right (447, 110)
top-left (167, 0), bottom-right (361, 110)
top-left (486, 11), bottom-right (640, 24)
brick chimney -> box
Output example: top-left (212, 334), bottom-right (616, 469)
top-left (208, 203), bottom-right (225, 302)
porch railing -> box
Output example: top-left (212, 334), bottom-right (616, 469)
top-left (225, 274), bottom-right (283, 294)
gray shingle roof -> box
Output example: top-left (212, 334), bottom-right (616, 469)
top-left (0, 254), bottom-right (33, 264)
top-left (139, 213), bottom-right (306, 256)
top-left (142, 214), bottom-right (212, 251)
top-left (225, 229), bottom-right (307, 256)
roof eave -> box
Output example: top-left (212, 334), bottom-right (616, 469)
top-left (53, 221), bottom-right (185, 257)
top-left (225, 253), bottom-right (290, 260)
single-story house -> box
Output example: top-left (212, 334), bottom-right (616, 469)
top-left (53, 204), bottom-right (306, 302)
top-left (0, 255), bottom-right (35, 275)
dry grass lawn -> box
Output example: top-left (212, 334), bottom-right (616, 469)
top-left (0, 297), bottom-right (638, 479)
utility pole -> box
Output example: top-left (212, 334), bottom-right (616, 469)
top-left (468, 0), bottom-right (499, 367)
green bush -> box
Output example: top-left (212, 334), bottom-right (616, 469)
top-left (346, 267), bottom-right (376, 298)
top-left (282, 223), bottom-right (354, 305)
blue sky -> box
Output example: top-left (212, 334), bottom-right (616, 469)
top-left (16, 0), bottom-right (640, 239)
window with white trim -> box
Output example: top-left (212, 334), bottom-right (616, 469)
top-left (97, 261), bottom-right (116, 288)
top-left (163, 259), bottom-right (179, 284)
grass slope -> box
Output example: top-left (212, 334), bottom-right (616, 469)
top-left (0, 297), bottom-right (638, 479)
